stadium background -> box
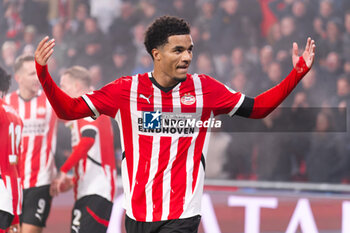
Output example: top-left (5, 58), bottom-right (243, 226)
top-left (1, 0), bottom-right (350, 232)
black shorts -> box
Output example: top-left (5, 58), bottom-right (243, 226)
top-left (20, 185), bottom-right (52, 227)
top-left (125, 215), bottom-right (201, 233)
top-left (70, 195), bottom-right (113, 233)
top-left (0, 210), bottom-right (13, 230)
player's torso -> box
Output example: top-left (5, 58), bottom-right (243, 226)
top-left (67, 116), bottom-right (116, 201)
top-left (116, 73), bottom-right (214, 221)
top-left (5, 90), bottom-right (57, 188)
top-left (0, 100), bottom-right (23, 216)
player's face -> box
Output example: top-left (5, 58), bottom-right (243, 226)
top-left (158, 34), bottom-right (193, 81)
top-left (60, 74), bottom-right (77, 97)
top-left (16, 61), bottom-right (40, 94)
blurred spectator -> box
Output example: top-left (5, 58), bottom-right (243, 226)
top-left (69, 2), bottom-right (90, 36)
top-left (319, 51), bottom-right (343, 95)
top-left (210, 0), bottom-right (243, 55)
top-left (318, 18), bottom-right (343, 60)
top-left (47, 0), bottom-right (76, 25)
top-left (51, 22), bottom-right (68, 68)
top-left (225, 47), bottom-right (253, 82)
top-left (239, 0), bottom-right (262, 48)
top-left (268, 0), bottom-right (294, 20)
top-left (90, 0), bottom-right (121, 33)
top-left (17, 25), bottom-right (38, 56)
top-left (266, 22), bottom-right (282, 47)
top-left (313, 0), bottom-right (337, 40)
top-left (342, 10), bottom-right (350, 61)
top-left (291, 0), bottom-right (313, 40)
top-left (105, 45), bottom-right (135, 84)
top-left (108, 1), bottom-right (138, 49)
top-left (89, 64), bottom-right (103, 89)
top-left (256, 107), bottom-right (293, 181)
top-left (21, 0), bottom-right (50, 34)
top-left (132, 22), bottom-right (147, 60)
top-left (74, 17), bottom-right (105, 67)
top-left (306, 111), bottom-right (345, 183)
top-left (0, 41), bottom-right (17, 74)
top-left (167, 0), bottom-right (196, 23)
top-left (139, 0), bottom-right (162, 26)
top-left (1, 1), bottom-right (23, 41)
top-left (206, 132), bottom-right (231, 179)
top-left (192, 52), bottom-right (216, 78)
top-left (132, 50), bottom-right (153, 75)
top-left (275, 16), bottom-right (303, 69)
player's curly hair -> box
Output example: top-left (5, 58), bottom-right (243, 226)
top-left (0, 66), bottom-right (11, 94)
top-left (144, 16), bottom-right (190, 59)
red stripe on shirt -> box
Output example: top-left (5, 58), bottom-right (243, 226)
top-left (29, 135), bottom-right (43, 187)
top-left (120, 80), bottom-right (133, 191)
top-left (168, 137), bottom-right (191, 219)
top-left (162, 91), bottom-right (173, 113)
top-left (131, 135), bottom-right (153, 221)
top-left (152, 136), bottom-right (171, 221)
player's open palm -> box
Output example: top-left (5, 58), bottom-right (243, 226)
top-left (35, 36), bottom-right (55, 66)
top-left (292, 37), bottom-right (316, 69)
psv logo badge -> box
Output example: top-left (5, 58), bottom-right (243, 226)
top-left (181, 94), bottom-right (196, 105)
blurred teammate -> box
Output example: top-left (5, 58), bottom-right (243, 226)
top-left (35, 16), bottom-right (315, 233)
top-left (0, 66), bottom-right (23, 233)
top-left (5, 55), bottom-right (57, 233)
top-left (50, 66), bottom-right (117, 233)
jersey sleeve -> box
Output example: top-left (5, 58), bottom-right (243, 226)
top-left (60, 136), bottom-right (95, 173)
top-left (35, 62), bottom-right (93, 120)
top-left (81, 78), bottom-right (123, 119)
top-left (206, 76), bottom-right (246, 116)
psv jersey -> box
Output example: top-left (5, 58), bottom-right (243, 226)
top-left (5, 90), bottom-right (57, 189)
top-left (82, 72), bottom-right (245, 222)
top-left (0, 99), bottom-right (23, 221)
top-left (65, 116), bottom-right (117, 202)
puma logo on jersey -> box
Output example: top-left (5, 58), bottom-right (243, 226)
top-left (139, 94), bottom-right (152, 104)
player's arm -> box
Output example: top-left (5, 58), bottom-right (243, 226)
top-left (60, 129), bottom-right (96, 174)
top-left (54, 129), bottom-right (96, 194)
top-left (237, 38), bottom-right (316, 119)
top-left (35, 37), bottom-right (93, 120)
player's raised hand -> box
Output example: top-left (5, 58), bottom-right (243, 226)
top-left (292, 37), bottom-right (316, 69)
top-left (35, 36), bottom-right (55, 66)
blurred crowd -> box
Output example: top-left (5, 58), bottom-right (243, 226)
top-left (1, 0), bottom-right (350, 184)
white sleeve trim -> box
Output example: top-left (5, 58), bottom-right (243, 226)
top-left (228, 93), bottom-right (245, 117)
top-left (82, 94), bottom-right (100, 119)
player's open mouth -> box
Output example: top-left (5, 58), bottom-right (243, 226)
top-left (177, 65), bottom-right (188, 71)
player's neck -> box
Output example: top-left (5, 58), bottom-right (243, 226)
top-left (18, 88), bottom-right (37, 101)
top-left (152, 70), bottom-right (179, 88)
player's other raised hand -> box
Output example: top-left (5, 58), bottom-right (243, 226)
top-left (35, 36), bottom-right (55, 66)
top-left (292, 37), bottom-right (316, 69)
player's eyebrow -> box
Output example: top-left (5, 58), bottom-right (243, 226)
top-left (173, 44), bottom-right (194, 51)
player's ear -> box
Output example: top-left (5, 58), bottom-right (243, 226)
top-left (14, 73), bottom-right (21, 83)
top-left (152, 48), bottom-right (161, 61)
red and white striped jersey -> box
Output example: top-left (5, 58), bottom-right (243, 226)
top-left (82, 72), bottom-right (245, 222)
top-left (65, 115), bottom-right (117, 202)
top-left (0, 99), bottom-right (23, 222)
top-left (5, 90), bottom-right (58, 189)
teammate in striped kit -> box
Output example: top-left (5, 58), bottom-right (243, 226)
top-left (5, 55), bottom-right (57, 233)
top-left (34, 16), bottom-right (315, 233)
top-left (49, 66), bottom-right (117, 233)
top-left (0, 66), bottom-right (23, 233)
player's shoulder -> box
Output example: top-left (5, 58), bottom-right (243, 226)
top-left (5, 90), bottom-right (18, 100)
top-left (189, 73), bottom-right (222, 86)
top-left (0, 99), bottom-right (21, 122)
